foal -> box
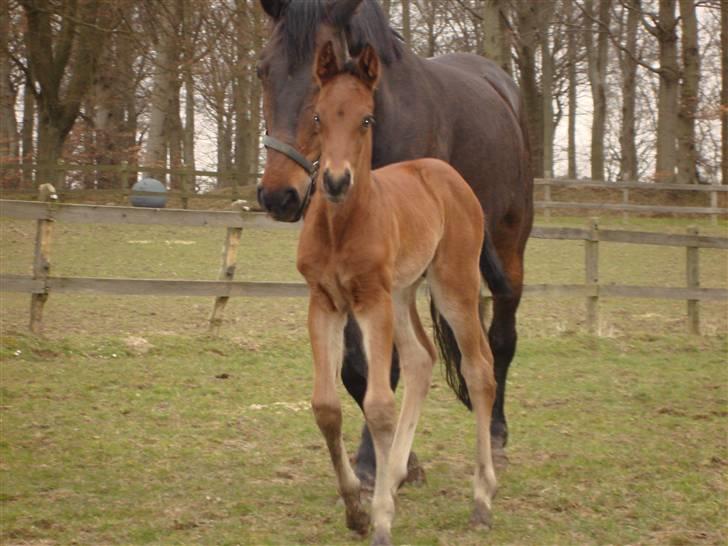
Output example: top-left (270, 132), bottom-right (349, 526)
top-left (297, 41), bottom-right (498, 545)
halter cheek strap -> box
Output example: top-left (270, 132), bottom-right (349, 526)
top-left (262, 134), bottom-right (319, 222)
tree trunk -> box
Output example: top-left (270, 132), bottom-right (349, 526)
top-left (676, 0), bottom-right (699, 184)
top-left (566, 0), bottom-right (577, 179)
top-left (584, 0), bottom-right (611, 182)
top-left (0, 0), bottom-right (19, 188)
top-left (21, 82), bottom-right (34, 189)
top-left (401, 0), bottom-right (412, 46)
top-left (481, 0), bottom-right (510, 74)
top-left (514, 0), bottom-right (544, 178)
top-left (654, 0), bottom-right (679, 183)
top-left (618, 0), bottom-right (638, 182)
top-left (541, 13), bottom-right (555, 178)
top-left (183, 66), bottom-right (196, 191)
top-left (723, 0), bottom-right (728, 184)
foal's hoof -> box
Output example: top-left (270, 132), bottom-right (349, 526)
top-left (346, 507), bottom-right (370, 536)
top-left (469, 502), bottom-right (493, 530)
top-left (403, 451), bottom-right (426, 486)
top-left (371, 529), bottom-right (392, 546)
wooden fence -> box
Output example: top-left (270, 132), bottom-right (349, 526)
top-left (536, 178), bottom-right (728, 224)
top-left (3, 164), bottom-right (727, 219)
top-left (1, 199), bottom-right (726, 336)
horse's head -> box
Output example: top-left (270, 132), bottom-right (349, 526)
top-left (256, 0), bottom-right (400, 221)
top-left (313, 41), bottom-right (379, 203)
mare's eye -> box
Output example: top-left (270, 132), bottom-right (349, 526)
top-left (361, 115), bottom-right (375, 129)
top-left (313, 113), bottom-right (320, 125)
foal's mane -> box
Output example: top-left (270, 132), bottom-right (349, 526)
top-left (273, 0), bottom-right (403, 71)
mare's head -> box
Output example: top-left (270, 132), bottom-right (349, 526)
top-left (255, 0), bottom-right (401, 221)
top-left (313, 42), bottom-right (380, 203)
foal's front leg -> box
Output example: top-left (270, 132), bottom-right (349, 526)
top-left (354, 294), bottom-right (398, 546)
top-left (308, 291), bottom-right (369, 535)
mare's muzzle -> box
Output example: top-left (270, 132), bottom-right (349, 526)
top-left (323, 168), bottom-right (352, 202)
top-left (257, 185), bottom-right (302, 222)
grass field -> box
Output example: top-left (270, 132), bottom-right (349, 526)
top-left (1, 213), bottom-right (727, 545)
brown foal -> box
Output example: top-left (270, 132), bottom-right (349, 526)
top-left (297, 41), bottom-right (497, 545)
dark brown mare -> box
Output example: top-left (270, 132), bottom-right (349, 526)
top-left (256, 0), bottom-right (533, 485)
top-left (300, 41), bottom-right (499, 544)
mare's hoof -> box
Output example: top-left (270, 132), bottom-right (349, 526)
top-left (346, 507), bottom-right (370, 536)
top-left (371, 529), bottom-right (392, 546)
top-left (469, 502), bottom-right (493, 530)
top-left (403, 451), bottom-right (426, 486)
top-left (491, 436), bottom-right (509, 471)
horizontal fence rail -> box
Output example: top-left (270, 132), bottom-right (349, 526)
top-left (1, 200), bottom-right (726, 335)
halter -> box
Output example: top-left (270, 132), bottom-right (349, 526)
top-left (262, 134), bottom-right (320, 222)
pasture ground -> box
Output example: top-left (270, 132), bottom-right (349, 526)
top-left (1, 214), bottom-right (727, 545)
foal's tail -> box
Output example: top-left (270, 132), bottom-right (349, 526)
top-left (430, 229), bottom-right (511, 410)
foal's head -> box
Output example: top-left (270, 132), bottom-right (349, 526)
top-left (313, 41), bottom-right (380, 203)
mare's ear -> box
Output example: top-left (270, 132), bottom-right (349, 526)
top-left (327, 0), bottom-right (364, 28)
top-left (356, 44), bottom-right (380, 89)
top-left (260, 0), bottom-right (288, 19)
top-left (314, 41), bottom-right (340, 87)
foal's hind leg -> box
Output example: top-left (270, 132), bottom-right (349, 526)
top-left (308, 292), bottom-right (369, 534)
top-left (430, 268), bottom-right (498, 528)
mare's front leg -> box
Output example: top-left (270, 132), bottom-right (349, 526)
top-left (354, 291), bottom-right (398, 546)
top-left (308, 289), bottom-right (369, 535)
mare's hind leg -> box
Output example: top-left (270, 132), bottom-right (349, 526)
top-left (488, 241), bottom-right (525, 462)
top-left (308, 292), bottom-right (369, 534)
top-left (430, 266), bottom-right (498, 528)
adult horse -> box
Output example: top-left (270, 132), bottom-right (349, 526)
top-left (255, 0), bottom-right (533, 485)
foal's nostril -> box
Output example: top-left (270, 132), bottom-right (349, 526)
top-left (323, 169), bottom-right (351, 199)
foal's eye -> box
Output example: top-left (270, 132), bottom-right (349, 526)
top-left (313, 113), bottom-right (320, 124)
top-left (361, 116), bottom-right (375, 130)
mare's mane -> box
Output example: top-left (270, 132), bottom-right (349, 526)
top-left (272, 0), bottom-right (403, 71)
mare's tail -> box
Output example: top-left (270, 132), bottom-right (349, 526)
top-left (430, 229), bottom-right (511, 410)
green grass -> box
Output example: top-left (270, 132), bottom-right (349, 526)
top-left (1, 214), bottom-right (727, 544)
top-left (0, 333), bottom-right (725, 545)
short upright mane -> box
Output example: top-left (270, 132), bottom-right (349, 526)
top-left (273, 0), bottom-right (403, 71)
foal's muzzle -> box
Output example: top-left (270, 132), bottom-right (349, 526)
top-left (257, 185), bottom-right (302, 222)
top-left (323, 168), bottom-right (352, 202)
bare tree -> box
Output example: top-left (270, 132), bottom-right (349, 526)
top-left (617, 0), bottom-right (639, 181)
top-left (676, 0), bottom-right (699, 184)
top-left (583, 0), bottom-right (611, 181)
top-left (0, 0), bottom-right (19, 187)
top-left (18, 0), bottom-right (116, 184)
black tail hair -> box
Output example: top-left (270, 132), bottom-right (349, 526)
top-left (430, 229), bottom-right (510, 410)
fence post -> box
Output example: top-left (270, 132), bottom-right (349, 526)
top-left (29, 191), bottom-right (55, 335)
top-left (686, 226), bottom-right (700, 335)
top-left (543, 182), bottom-right (551, 221)
top-left (710, 190), bottom-right (718, 226)
top-left (622, 188), bottom-right (630, 223)
top-left (585, 218), bottom-right (600, 335)
top-left (208, 226), bottom-right (243, 335)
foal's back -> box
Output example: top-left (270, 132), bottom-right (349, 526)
top-left (372, 157), bottom-right (485, 289)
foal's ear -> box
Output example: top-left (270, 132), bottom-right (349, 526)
top-left (357, 44), bottom-right (380, 90)
top-left (314, 41), bottom-right (340, 87)
top-left (260, 0), bottom-right (288, 19)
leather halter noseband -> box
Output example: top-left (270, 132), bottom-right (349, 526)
top-left (262, 134), bottom-right (319, 222)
